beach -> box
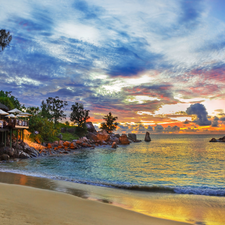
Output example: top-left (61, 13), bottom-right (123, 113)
top-left (0, 182), bottom-right (191, 225)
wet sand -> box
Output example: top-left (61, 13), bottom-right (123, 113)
top-left (0, 172), bottom-right (224, 224)
top-left (0, 183), bottom-right (192, 225)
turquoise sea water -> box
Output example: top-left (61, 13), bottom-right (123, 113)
top-left (0, 134), bottom-right (224, 197)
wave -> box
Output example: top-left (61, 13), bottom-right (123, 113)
top-left (0, 168), bottom-right (225, 197)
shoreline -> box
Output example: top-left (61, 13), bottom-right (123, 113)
top-left (0, 182), bottom-right (191, 225)
top-left (0, 172), bottom-right (225, 224)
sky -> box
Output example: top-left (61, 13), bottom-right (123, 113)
top-left (1, 0), bottom-right (225, 133)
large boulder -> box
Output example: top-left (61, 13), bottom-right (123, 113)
top-left (86, 132), bottom-right (99, 142)
top-left (119, 134), bottom-right (130, 145)
top-left (128, 133), bottom-right (137, 142)
top-left (144, 132), bottom-right (151, 142)
top-left (209, 138), bottom-right (217, 142)
top-left (23, 147), bottom-right (40, 158)
top-left (86, 122), bottom-right (97, 133)
top-left (97, 130), bottom-right (110, 142)
top-left (1, 154), bottom-right (10, 160)
top-left (218, 136), bottom-right (225, 142)
top-left (0, 146), bottom-right (15, 157)
top-left (109, 135), bottom-right (119, 144)
top-left (18, 151), bottom-right (30, 159)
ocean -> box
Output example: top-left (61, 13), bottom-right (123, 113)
top-left (0, 133), bottom-right (225, 224)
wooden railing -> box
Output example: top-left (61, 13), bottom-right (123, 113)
top-left (0, 119), bottom-right (29, 129)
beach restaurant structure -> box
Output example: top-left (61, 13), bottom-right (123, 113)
top-left (0, 103), bottom-right (30, 148)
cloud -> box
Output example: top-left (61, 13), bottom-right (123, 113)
top-left (155, 124), bottom-right (164, 132)
top-left (186, 103), bottom-right (211, 126)
top-left (211, 116), bottom-right (219, 127)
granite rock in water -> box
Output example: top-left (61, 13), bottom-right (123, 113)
top-left (97, 130), bottom-right (110, 142)
top-left (87, 132), bottom-right (99, 142)
top-left (119, 134), bottom-right (130, 145)
top-left (111, 142), bottom-right (117, 148)
top-left (144, 132), bottom-right (151, 142)
top-left (128, 133), bottom-right (137, 142)
top-left (209, 138), bottom-right (217, 142)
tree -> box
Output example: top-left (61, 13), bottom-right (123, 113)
top-left (0, 29), bottom-right (12, 52)
top-left (100, 112), bottom-right (118, 133)
top-left (0, 90), bottom-right (21, 110)
top-left (26, 106), bottom-right (40, 116)
top-left (40, 96), bottom-right (68, 124)
top-left (70, 102), bottom-right (90, 127)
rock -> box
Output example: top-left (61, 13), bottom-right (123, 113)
top-left (76, 140), bottom-right (82, 145)
top-left (119, 134), bottom-right (130, 145)
top-left (109, 136), bottom-right (119, 144)
top-left (82, 142), bottom-right (89, 147)
top-left (111, 142), bottom-right (117, 148)
top-left (63, 141), bottom-right (71, 147)
top-left (1, 154), bottom-right (10, 160)
top-left (47, 143), bottom-right (52, 149)
top-left (86, 122), bottom-right (97, 133)
top-left (114, 134), bottom-right (120, 138)
top-left (97, 130), bottom-right (110, 142)
top-left (86, 132), bottom-right (99, 142)
top-left (209, 138), bottom-right (217, 142)
top-left (144, 132), bottom-right (151, 142)
top-left (69, 142), bottom-right (77, 149)
top-left (218, 136), bottom-right (225, 142)
top-left (128, 133), bottom-right (137, 142)
top-left (24, 147), bottom-right (40, 158)
top-left (80, 137), bottom-right (88, 142)
top-left (18, 151), bottom-right (30, 159)
top-left (0, 146), bottom-right (15, 157)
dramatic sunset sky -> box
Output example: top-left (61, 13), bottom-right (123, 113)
top-left (1, 0), bottom-right (225, 133)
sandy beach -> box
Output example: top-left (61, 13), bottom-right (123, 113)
top-left (0, 183), bottom-right (191, 225)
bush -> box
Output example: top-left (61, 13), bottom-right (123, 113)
top-left (29, 115), bottom-right (59, 143)
top-left (61, 132), bottom-right (79, 141)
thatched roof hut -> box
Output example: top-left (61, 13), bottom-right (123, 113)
top-left (0, 103), bottom-right (9, 111)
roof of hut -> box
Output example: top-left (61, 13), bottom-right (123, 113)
top-left (0, 102), bottom-right (9, 111)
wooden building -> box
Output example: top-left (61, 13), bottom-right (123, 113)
top-left (0, 103), bottom-right (29, 149)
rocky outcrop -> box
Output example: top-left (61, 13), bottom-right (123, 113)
top-left (86, 132), bottom-right (99, 142)
top-left (97, 130), bottom-right (110, 142)
top-left (128, 133), bottom-right (137, 142)
top-left (144, 132), bottom-right (151, 142)
top-left (119, 134), bottom-right (130, 145)
top-left (86, 122), bottom-right (97, 134)
top-left (209, 136), bottom-right (225, 142)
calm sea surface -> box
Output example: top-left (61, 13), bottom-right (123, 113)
top-left (0, 134), bottom-right (224, 196)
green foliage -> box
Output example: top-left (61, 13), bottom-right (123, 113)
top-left (0, 90), bottom-right (21, 110)
top-left (29, 115), bottom-right (59, 143)
top-left (0, 29), bottom-right (12, 52)
top-left (26, 106), bottom-right (40, 116)
top-left (70, 102), bottom-right (90, 127)
top-left (100, 112), bottom-right (118, 133)
top-left (75, 124), bottom-right (88, 137)
top-left (40, 96), bottom-right (68, 124)
top-left (0, 96), bottom-right (14, 109)
top-left (61, 132), bottom-right (79, 141)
